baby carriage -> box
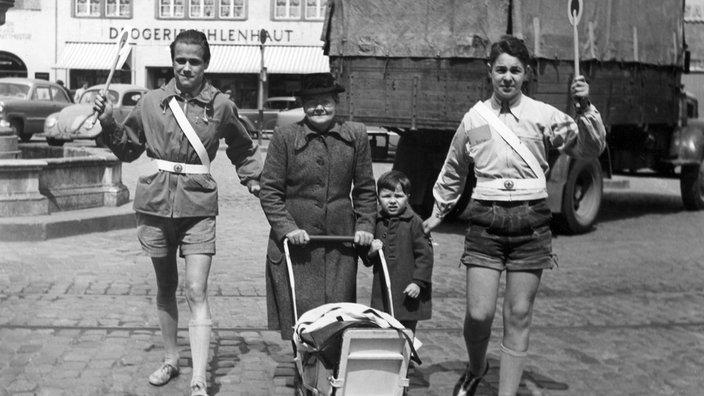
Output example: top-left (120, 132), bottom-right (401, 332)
top-left (284, 235), bottom-right (421, 396)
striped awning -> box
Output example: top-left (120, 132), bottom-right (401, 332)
top-left (207, 45), bottom-right (329, 74)
top-left (54, 42), bottom-right (131, 70)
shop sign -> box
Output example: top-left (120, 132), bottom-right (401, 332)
top-left (109, 27), bottom-right (294, 43)
top-left (0, 21), bottom-right (31, 40)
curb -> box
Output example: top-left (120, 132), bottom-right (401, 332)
top-left (0, 203), bottom-right (135, 241)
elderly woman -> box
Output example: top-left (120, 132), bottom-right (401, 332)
top-left (259, 73), bottom-right (377, 340)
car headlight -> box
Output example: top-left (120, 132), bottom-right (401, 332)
top-left (0, 119), bottom-right (9, 128)
top-left (0, 102), bottom-right (4, 113)
top-left (44, 114), bottom-right (58, 129)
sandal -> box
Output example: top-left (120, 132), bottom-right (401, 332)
top-left (148, 362), bottom-right (179, 386)
top-left (191, 377), bottom-right (209, 396)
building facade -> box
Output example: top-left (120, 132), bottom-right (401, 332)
top-left (686, 0), bottom-right (704, 116)
top-left (0, 0), bottom-right (329, 107)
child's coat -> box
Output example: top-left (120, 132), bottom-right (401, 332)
top-left (366, 207), bottom-right (433, 321)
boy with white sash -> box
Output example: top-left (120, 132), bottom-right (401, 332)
top-left (423, 36), bottom-right (606, 396)
top-left (93, 30), bottom-right (262, 396)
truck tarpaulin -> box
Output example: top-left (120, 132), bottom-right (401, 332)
top-left (324, 0), bottom-right (685, 67)
top-left (323, 0), bottom-right (508, 58)
top-left (516, 0), bottom-right (684, 66)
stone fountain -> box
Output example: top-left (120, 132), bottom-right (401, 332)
top-left (0, 143), bottom-right (134, 241)
top-left (0, 3), bottom-right (134, 240)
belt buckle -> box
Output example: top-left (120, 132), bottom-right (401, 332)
top-left (173, 163), bottom-right (183, 173)
top-left (503, 180), bottom-right (515, 190)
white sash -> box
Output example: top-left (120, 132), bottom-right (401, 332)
top-left (168, 97), bottom-right (211, 170)
top-left (473, 101), bottom-right (546, 185)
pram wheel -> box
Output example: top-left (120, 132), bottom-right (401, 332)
top-left (293, 368), bottom-right (314, 396)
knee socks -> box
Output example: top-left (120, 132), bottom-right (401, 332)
top-left (189, 319), bottom-right (212, 384)
top-left (466, 333), bottom-right (490, 376)
top-left (498, 343), bottom-right (527, 396)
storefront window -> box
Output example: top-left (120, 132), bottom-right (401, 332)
top-left (76, 0), bottom-right (100, 16)
top-left (160, 0), bottom-right (185, 18)
top-left (190, 0), bottom-right (215, 18)
top-left (275, 0), bottom-right (301, 20)
top-left (220, 0), bottom-right (245, 19)
top-left (305, 0), bottom-right (325, 20)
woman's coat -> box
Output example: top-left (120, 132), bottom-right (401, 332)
top-left (259, 118), bottom-right (377, 340)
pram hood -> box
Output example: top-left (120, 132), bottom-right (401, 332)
top-left (293, 302), bottom-right (409, 369)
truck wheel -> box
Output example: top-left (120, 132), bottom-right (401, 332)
top-left (46, 137), bottom-right (65, 147)
top-left (555, 159), bottom-right (603, 234)
top-left (680, 163), bottom-right (704, 210)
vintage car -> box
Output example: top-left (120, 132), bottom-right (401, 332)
top-left (238, 96), bottom-right (301, 135)
top-left (0, 77), bottom-right (73, 142)
top-left (43, 84), bottom-right (147, 147)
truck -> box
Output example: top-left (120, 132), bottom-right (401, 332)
top-left (321, 0), bottom-right (702, 233)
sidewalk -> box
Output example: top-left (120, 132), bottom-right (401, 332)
top-left (2, 153), bottom-right (704, 395)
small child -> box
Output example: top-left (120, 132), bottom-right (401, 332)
top-left (365, 170), bottom-right (434, 334)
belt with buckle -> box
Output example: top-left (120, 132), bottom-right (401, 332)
top-left (155, 159), bottom-right (209, 174)
top-left (475, 177), bottom-right (545, 191)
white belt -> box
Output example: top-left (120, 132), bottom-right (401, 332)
top-left (155, 159), bottom-right (209, 174)
top-left (475, 177), bottom-right (545, 191)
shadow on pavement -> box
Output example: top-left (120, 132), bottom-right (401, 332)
top-left (410, 357), bottom-right (569, 395)
top-left (596, 191), bottom-right (683, 223)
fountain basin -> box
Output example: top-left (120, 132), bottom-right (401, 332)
top-left (0, 143), bottom-right (129, 217)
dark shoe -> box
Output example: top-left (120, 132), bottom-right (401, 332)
top-left (452, 362), bottom-right (489, 396)
top-left (148, 362), bottom-right (179, 386)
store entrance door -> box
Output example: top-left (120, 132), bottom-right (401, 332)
top-left (0, 51), bottom-right (27, 78)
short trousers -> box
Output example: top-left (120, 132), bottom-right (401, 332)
top-left (135, 212), bottom-right (216, 258)
top-left (460, 199), bottom-right (557, 271)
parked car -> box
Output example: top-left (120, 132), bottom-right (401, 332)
top-left (0, 77), bottom-right (73, 142)
top-left (238, 96), bottom-right (301, 135)
top-left (274, 107), bottom-right (398, 160)
top-left (43, 84), bottom-right (147, 147)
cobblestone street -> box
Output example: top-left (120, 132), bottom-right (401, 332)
top-left (1, 151), bottom-right (704, 395)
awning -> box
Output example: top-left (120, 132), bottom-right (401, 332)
top-left (54, 42), bottom-right (131, 70)
top-left (206, 45), bottom-right (330, 74)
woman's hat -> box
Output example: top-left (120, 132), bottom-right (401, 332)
top-left (296, 73), bottom-right (345, 98)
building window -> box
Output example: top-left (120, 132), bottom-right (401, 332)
top-left (274, 0), bottom-right (301, 20)
top-left (158, 0), bottom-right (247, 20)
top-left (75, 0), bottom-right (132, 18)
top-left (159, 0), bottom-right (186, 18)
top-left (76, 0), bottom-right (100, 16)
top-left (220, 0), bottom-right (245, 19)
top-left (106, 0), bottom-right (131, 17)
top-left (305, 0), bottom-right (325, 20)
top-left (274, 0), bottom-right (325, 21)
top-left (190, 0), bottom-right (215, 18)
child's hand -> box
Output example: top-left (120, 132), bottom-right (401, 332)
top-left (368, 239), bottom-right (383, 257)
top-left (403, 283), bottom-right (421, 299)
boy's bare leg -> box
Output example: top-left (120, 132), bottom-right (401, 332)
top-left (152, 252), bottom-right (180, 366)
top-left (464, 266), bottom-right (501, 376)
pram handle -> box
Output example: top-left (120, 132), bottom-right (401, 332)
top-left (308, 235), bottom-right (355, 243)
top-left (284, 235), bottom-right (396, 321)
